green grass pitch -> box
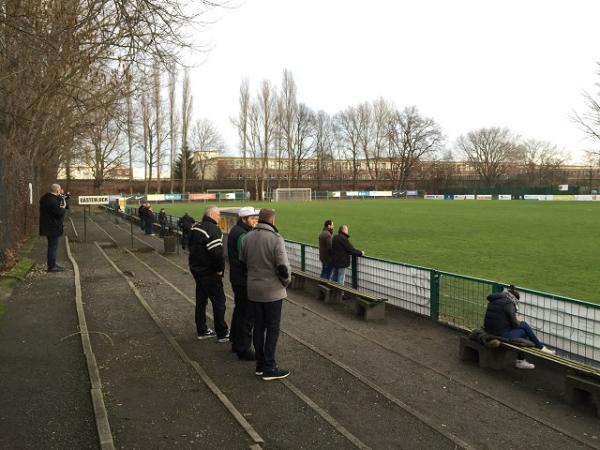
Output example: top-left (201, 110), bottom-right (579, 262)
top-left (146, 199), bottom-right (600, 303)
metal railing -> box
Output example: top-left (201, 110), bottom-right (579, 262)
top-left (119, 207), bottom-right (600, 368)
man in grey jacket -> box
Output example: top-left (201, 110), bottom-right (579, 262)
top-left (241, 208), bottom-right (291, 381)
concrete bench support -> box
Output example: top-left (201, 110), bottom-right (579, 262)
top-left (459, 336), bottom-right (516, 370)
top-left (317, 284), bottom-right (342, 304)
top-left (565, 375), bottom-right (600, 417)
top-left (353, 298), bottom-right (385, 321)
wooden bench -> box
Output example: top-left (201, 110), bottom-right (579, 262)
top-left (290, 269), bottom-right (387, 321)
top-left (460, 335), bottom-right (600, 416)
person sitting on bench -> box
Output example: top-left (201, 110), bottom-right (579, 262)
top-left (484, 285), bottom-right (556, 370)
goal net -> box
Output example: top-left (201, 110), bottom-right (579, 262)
top-left (274, 188), bottom-right (312, 202)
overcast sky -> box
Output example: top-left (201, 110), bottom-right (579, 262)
top-left (186, 0), bottom-right (600, 163)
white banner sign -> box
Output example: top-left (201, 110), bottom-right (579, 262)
top-left (498, 195), bottom-right (512, 200)
top-left (453, 195), bottom-right (465, 200)
top-left (368, 191), bottom-right (393, 197)
top-left (476, 195), bottom-right (492, 200)
top-left (147, 194), bottom-right (165, 201)
top-left (424, 195), bottom-right (444, 200)
top-left (465, 195), bottom-right (476, 200)
top-left (78, 195), bottom-right (109, 205)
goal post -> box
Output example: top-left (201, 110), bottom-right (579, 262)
top-left (274, 188), bottom-right (312, 202)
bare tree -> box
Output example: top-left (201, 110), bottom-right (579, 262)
top-left (387, 106), bottom-right (444, 191)
top-left (231, 79), bottom-right (250, 194)
top-left (457, 127), bottom-right (520, 188)
top-left (521, 139), bottom-right (569, 186)
top-left (257, 80), bottom-right (277, 199)
top-left (574, 62), bottom-right (600, 163)
top-left (292, 104), bottom-right (315, 184)
top-left (168, 64), bottom-right (178, 193)
top-left (336, 106), bottom-right (362, 189)
top-left (370, 98), bottom-right (393, 189)
top-left (279, 70), bottom-right (297, 187)
top-left (191, 119), bottom-right (225, 190)
top-left (153, 61), bottom-right (164, 193)
top-left (125, 70), bottom-right (136, 194)
top-left (180, 69), bottom-right (193, 193)
top-left (313, 110), bottom-right (336, 190)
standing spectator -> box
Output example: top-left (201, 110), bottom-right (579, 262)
top-left (158, 208), bottom-right (168, 237)
top-left (138, 203), bottom-right (146, 230)
top-left (331, 225), bottom-right (364, 285)
top-left (189, 206), bottom-right (229, 342)
top-left (178, 212), bottom-right (195, 250)
top-left (144, 203), bottom-right (155, 235)
top-left (241, 208), bottom-right (291, 381)
top-left (39, 183), bottom-right (67, 272)
top-left (318, 219), bottom-right (334, 279)
top-left (228, 206), bottom-right (260, 360)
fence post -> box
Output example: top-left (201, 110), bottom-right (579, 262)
top-left (430, 271), bottom-right (441, 321)
top-left (300, 244), bottom-right (306, 271)
top-left (351, 255), bottom-right (358, 289)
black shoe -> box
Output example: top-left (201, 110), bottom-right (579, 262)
top-left (217, 331), bottom-right (230, 343)
top-left (197, 329), bottom-right (216, 340)
top-left (255, 365), bottom-right (263, 376)
top-left (47, 266), bottom-right (65, 273)
top-left (262, 368), bottom-right (290, 381)
top-left (238, 350), bottom-right (256, 361)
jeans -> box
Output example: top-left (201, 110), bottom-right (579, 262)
top-left (193, 273), bottom-right (228, 338)
top-left (501, 321), bottom-right (543, 348)
top-left (230, 284), bottom-right (254, 355)
top-left (251, 300), bottom-right (283, 372)
top-left (47, 236), bottom-right (60, 269)
top-left (181, 231), bottom-right (190, 249)
top-left (331, 267), bottom-right (346, 285)
top-left (320, 263), bottom-right (334, 280)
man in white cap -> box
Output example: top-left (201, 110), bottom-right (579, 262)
top-left (228, 206), bottom-right (259, 360)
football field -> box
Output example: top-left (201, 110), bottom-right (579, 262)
top-left (149, 199), bottom-right (600, 303)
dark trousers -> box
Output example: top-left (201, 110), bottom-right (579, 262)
top-left (251, 300), bottom-right (283, 372)
top-left (144, 220), bottom-right (153, 235)
top-left (46, 236), bottom-right (60, 269)
top-left (230, 284), bottom-right (254, 355)
top-left (193, 273), bottom-right (228, 338)
top-left (181, 230), bottom-right (190, 249)
top-left (159, 223), bottom-right (167, 237)
top-left (320, 262), bottom-right (334, 280)
top-left (139, 218), bottom-right (145, 230)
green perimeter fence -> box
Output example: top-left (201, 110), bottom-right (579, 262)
top-left (120, 206), bottom-right (600, 369)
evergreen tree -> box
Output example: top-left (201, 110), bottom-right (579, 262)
top-left (173, 147), bottom-right (196, 180)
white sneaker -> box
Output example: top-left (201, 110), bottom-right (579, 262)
top-left (540, 346), bottom-right (556, 355)
top-left (515, 359), bottom-right (535, 370)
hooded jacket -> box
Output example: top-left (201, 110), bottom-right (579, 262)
top-left (39, 192), bottom-right (66, 237)
top-left (331, 231), bottom-right (362, 269)
top-left (483, 292), bottom-right (521, 336)
top-left (241, 221), bottom-right (290, 302)
top-left (188, 215), bottom-right (224, 277)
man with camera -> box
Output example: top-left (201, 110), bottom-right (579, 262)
top-left (39, 184), bottom-right (67, 272)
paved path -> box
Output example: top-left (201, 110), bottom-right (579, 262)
top-left (1, 208), bottom-right (599, 450)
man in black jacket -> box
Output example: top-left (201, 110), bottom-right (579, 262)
top-left (331, 225), bottom-right (364, 285)
top-left (228, 206), bottom-right (259, 360)
top-left (39, 184), bottom-right (67, 272)
top-left (189, 206), bottom-right (229, 341)
top-left (178, 212), bottom-right (195, 250)
top-left (484, 286), bottom-right (555, 369)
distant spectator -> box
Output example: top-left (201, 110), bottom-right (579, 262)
top-left (189, 206), bottom-right (229, 342)
top-left (484, 285), bottom-right (556, 369)
top-left (144, 203), bottom-right (155, 235)
top-left (138, 203), bottom-right (146, 230)
top-left (331, 225), bottom-right (364, 285)
top-left (158, 208), bottom-right (168, 237)
top-left (39, 183), bottom-right (67, 272)
top-left (178, 212), bottom-right (195, 250)
top-left (318, 219), bottom-right (334, 280)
